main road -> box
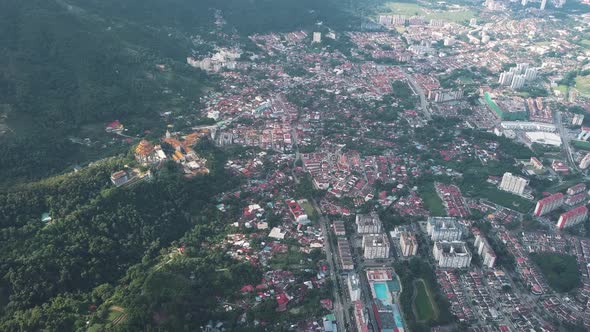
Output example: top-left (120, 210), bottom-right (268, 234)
top-left (312, 200), bottom-right (352, 330)
top-left (290, 126), bottom-right (351, 330)
top-left (555, 110), bottom-right (579, 172)
top-left (403, 71), bottom-right (432, 121)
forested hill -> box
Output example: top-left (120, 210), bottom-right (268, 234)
top-left (0, 0), bottom-right (357, 185)
top-left (0, 140), bottom-right (246, 331)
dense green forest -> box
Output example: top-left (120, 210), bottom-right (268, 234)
top-left (0, 0), bottom-right (357, 184)
top-left (0, 139), bottom-right (251, 330)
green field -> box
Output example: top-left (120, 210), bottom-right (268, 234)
top-left (414, 279), bottom-right (438, 322)
top-left (383, 2), bottom-right (423, 16)
top-left (575, 75), bottom-right (590, 95)
top-left (299, 199), bottom-right (318, 222)
top-left (479, 186), bottom-right (534, 213)
top-left (381, 2), bottom-right (476, 24)
top-left (554, 84), bottom-right (569, 95)
top-left (419, 184), bottom-right (446, 216)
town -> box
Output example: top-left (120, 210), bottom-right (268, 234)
top-left (92, 0), bottom-right (590, 331)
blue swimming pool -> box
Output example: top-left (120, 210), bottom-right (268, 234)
top-left (373, 282), bottom-right (389, 301)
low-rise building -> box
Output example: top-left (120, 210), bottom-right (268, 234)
top-left (347, 273), bottom-right (361, 301)
top-left (110, 170), bottom-right (129, 187)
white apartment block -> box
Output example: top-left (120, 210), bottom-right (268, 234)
top-left (474, 235), bottom-right (497, 268)
top-left (362, 234), bottom-right (390, 259)
top-left (356, 213), bottom-right (383, 234)
top-left (433, 241), bottom-right (472, 268)
top-left (399, 231), bottom-right (418, 257)
top-left (499, 172), bottom-right (528, 195)
top-left (427, 217), bottom-right (462, 241)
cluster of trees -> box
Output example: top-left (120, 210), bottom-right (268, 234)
top-left (391, 80), bottom-right (418, 109)
top-left (438, 69), bottom-right (477, 89)
top-left (530, 253), bottom-right (581, 293)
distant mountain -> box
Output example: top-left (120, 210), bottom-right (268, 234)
top-left (0, 0), bottom-right (355, 184)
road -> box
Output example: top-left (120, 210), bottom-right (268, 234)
top-left (312, 200), bottom-right (352, 330)
top-left (403, 71), bottom-right (432, 121)
top-left (291, 125), bottom-right (351, 330)
top-left (555, 111), bottom-right (579, 172)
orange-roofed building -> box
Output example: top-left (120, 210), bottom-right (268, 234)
top-left (184, 133), bottom-right (200, 147)
top-left (135, 140), bottom-right (156, 165)
top-left (163, 137), bottom-right (183, 150)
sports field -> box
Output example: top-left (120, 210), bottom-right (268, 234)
top-left (414, 279), bottom-right (438, 322)
top-left (575, 75), bottom-right (590, 95)
top-left (381, 2), bottom-right (476, 24)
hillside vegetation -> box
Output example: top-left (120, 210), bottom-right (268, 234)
top-left (0, 0), bottom-right (356, 184)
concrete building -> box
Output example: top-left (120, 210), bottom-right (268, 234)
top-left (362, 234), bottom-right (390, 259)
top-left (516, 63), bottom-right (529, 72)
top-left (510, 74), bottom-right (526, 90)
top-left (474, 235), bottom-right (497, 268)
top-left (565, 193), bottom-right (586, 206)
top-left (580, 153), bottom-right (590, 170)
top-left (333, 220), bottom-right (346, 236)
top-left (356, 213), bottom-right (383, 234)
top-left (337, 238), bottom-right (354, 270)
top-left (540, 0), bottom-right (547, 10)
top-left (500, 121), bottom-right (556, 132)
top-left (499, 72), bottom-right (514, 86)
top-left (530, 157), bottom-right (543, 170)
top-left (524, 132), bottom-right (562, 147)
top-left (427, 217), bottom-right (462, 241)
top-left (572, 114), bottom-right (584, 126)
top-left (499, 172), bottom-right (528, 195)
top-left (186, 49), bottom-right (240, 73)
top-left (353, 301), bottom-right (370, 332)
top-left (567, 183), bottom-right (586, 196)
top-left (524, 67), bottom-right (538, 81)
top-left (433, 241), bottom-right (472, 268)
top-left (557, 206), bottom-right (588, 229)
top-left (110, 170), bottom-right (129, 187)
top-left (534, 193), bottom-right (564, 216)
top-left (347, 273), bottom-right (361, 301)
top-left (312, 32), bottom-right (322, 43)
top-left (399, 231), bottom-right (418, 257)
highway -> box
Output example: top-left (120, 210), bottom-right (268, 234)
top-left (291, 125), bottom-right (351, 330)
top-left (312, 200), bottom-right (352, 330)
top-left (555, 111), bottom-right (579, 172)
top-left (403, 71), bottom-right (432, 121)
